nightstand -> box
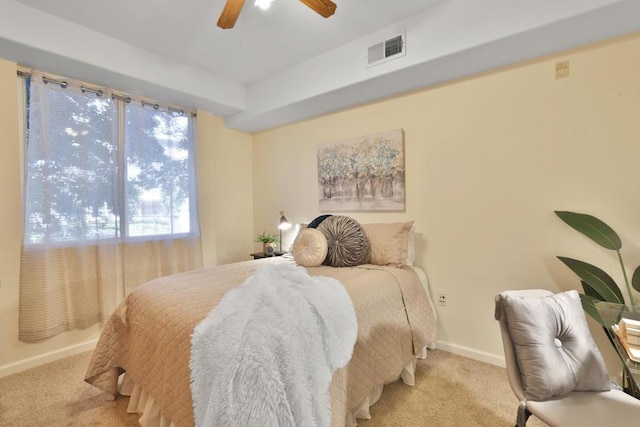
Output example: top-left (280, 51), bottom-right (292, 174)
top-left (250, 251), bottom-right (285, 260)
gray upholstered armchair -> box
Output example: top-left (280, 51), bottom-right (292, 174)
top-left (495, 289), bottom-right (640, 427)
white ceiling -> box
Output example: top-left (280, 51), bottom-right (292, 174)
top-left (1, 0), bottom-right (640, 132)
top-left (11, 0), bottom-right (445, 85)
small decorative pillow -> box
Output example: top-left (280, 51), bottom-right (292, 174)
top-left (291, 228), bottom-right (328, 267)
top-left (362, 221), bottom-right (414, 268)
top-left (317, 215), bottom-right (369, 267)
top-left (499, 290), bottom-right (610, 401)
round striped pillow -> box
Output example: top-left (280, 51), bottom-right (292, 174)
top-left (317, 215), bottom-right (369, 267)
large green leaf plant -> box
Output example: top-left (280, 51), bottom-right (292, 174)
top-left (555, 211), bottom-right (640, 324)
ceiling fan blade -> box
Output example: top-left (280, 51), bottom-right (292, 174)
top-left (298, 0), bottom-right (337, 18)
top-left (217, 0), bottom-right (246, 29)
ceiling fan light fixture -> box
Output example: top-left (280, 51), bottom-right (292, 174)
top-left (255, 0), bottom-right (274, 10)
top-left (217, 0), bottom-right (335, 29)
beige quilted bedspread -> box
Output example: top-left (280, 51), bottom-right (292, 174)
top-left (85, 257), bottom-right (437, 426)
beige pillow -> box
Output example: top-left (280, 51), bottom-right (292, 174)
top-left (291, 228), bottom-right (328, 267)
top-left (362, 221), bottom-right (414, 268)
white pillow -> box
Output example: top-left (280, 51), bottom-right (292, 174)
top-left (407, 223), bottom-right (415, 266)
top-left (291, 228), bottom-right (328, 267)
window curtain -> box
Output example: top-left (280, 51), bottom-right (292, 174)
top-left (19, 71), bottom-right (202, 342)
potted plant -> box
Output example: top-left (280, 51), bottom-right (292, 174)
top-left (255, 232), bottom-right (279, 256)
top-left (556, 210), bottom-right (640, 396)
top-left (555, 211), bottom-right (640, 319)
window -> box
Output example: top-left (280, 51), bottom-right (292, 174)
top-left (18, 70), bottom-right (202, 342)
top-left (23, 74), bottom-right (199, 245)
top-left (125, 103), bottom-right (196, 238)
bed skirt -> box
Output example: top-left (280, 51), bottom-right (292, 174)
top-left (119, 345), bottom-right (430, 427)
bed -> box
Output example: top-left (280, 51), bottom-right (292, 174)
top-left (85, 223), bottom-right (438, 427)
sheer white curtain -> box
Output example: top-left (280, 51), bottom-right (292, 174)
top-left (19, 71), bottom-right (202, 342)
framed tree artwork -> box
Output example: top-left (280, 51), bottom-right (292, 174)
top-left (317, 129), bottom-right (405, 211)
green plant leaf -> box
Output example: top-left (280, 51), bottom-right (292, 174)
top-left (555, 211), bottom-right (622, 251)
top-left (581, 280), bottom-right (604, 301)
top-left (632, 265), bottom-right (640, 293)
top-left (579, 294), bottom-right (608, 325)
top-left (557, 256), bottom-right (624, 303)
top-left (255, 232), bottom-right (279, 243)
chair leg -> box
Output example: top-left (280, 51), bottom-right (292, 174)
top-left (516, 402), bottom-right (531, 427)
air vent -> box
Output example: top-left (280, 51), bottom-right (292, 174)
top-left (367, 33), bottom-right (406, 67)
top-left (385, 35), bottom-right (403, 57)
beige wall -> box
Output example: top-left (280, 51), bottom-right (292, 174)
top-left (252, 33), bottom-right (640, 367)
top-left (0, 61), bottom-right (254, 376)
top-left (197, 113), bottom-right (254, 266)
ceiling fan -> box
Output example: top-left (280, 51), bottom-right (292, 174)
top-left (217, 0), bottom-right (337, 29)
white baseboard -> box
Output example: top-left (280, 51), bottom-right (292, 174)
top-left (434, 340), bottom-right (506, 368)
top-left (0, 339), bottom-right (98, 379)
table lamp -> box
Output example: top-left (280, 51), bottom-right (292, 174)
top-left (278, 210), bottom-right (291, 252)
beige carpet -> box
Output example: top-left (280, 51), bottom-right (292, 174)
top-left (0, 349), bottom-right (547, 426)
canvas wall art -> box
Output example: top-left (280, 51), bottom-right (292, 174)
top-left (317, 129), bottom-right (405, 211)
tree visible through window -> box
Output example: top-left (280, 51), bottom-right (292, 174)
top-left (125, 104), bottom-right (194, 238)
top-left (23, 76), bottom-right (198, 245)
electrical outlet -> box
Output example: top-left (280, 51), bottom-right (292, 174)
top-left (438, 292), bottom-right (447, 307)
top-left (555, 60), bottom-right (570, 79)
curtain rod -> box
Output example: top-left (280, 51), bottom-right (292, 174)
top-left (17, 69), bottom-right (196, 118)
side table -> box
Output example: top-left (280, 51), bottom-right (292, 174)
top-left (250, 251), bottom-right (285, 260)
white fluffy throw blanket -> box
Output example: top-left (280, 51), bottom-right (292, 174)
top-left (190, 263), bottom-right (357, 427)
